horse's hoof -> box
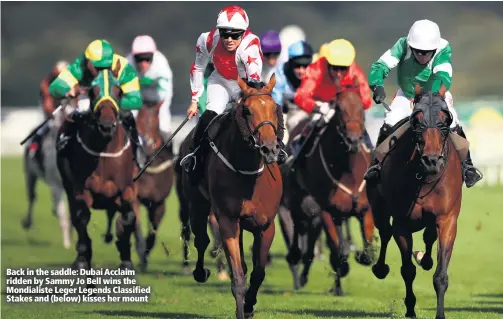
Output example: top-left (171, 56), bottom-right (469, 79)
top-left (329, 286), bottom-right (343, 296)
top-left (435, 316), bottom-right (445, 319)
top-left (119, 261), bottom-right (134, 270)
top-left (193, 267), bottom-right (211, 283)
top-left (244, 310), bottom-right (254, 319)
top-left (71, 259), bottom-right (89, 270)
top-left (340, 261), bottom-right (350, 277)
top-left (139, 257), bottom-right (148, 273)
top-left (372, 263), bottom-right (390, 280)
top-left (210, 248), bottom-right (219, 259)
top-left (21, 218), bottom-right (32, 230)
top-left (413, 251), bottom-right (433, 270)
top-left (299, 274), bottom-right (308, 288)
top-left (103, 233), bottom-right (113, 244)
top-left (405, 310), bottom-right (417, 318)
top-left (355, 250), bottom-right (373, 266)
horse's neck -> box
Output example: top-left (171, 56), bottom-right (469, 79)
top-left (317, 122), bottom-right (351, 171)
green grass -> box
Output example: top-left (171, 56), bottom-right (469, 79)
top-left (1, 156), bottom-right (502, 319)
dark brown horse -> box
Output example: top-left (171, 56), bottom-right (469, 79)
top-left (103, 101), bottom-right (175, 271)
top-left (367, 85), bottom-right (464, 319)
top-left (281, 81), bottom-right (376, 295)
top-left (179, 75), bottom-right (283, 319)
top-left (57, 62), bottom-right (145, 271)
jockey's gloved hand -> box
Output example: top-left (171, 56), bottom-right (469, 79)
top-left (313, 101), bottom-right (330, 115)
top-left (371, 86), bottom-right (386, 104)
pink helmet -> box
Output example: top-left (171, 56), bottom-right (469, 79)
top-left (131, 35), bottom-right (157, 55)
top-left (216, 5), bottom-right (249, 30)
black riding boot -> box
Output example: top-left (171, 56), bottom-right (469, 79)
top-left (56, 111), bottom-right (83, 155)
top-left (453, 125), bottom-right (483, 188)
top-left (363, 124), bottom-right (392, 183)
top-left (121, 110), bottom-right (146, 169)
top-left (180, 110), bottom-right (218, 183)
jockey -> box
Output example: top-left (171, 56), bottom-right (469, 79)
top-left (292, 38), bottom-right (373, 157)
top-left (272, 40), bottom-right (314, 132)
top-left (180, 5), bottom-right (287, 179)
top-left (48, 39), bottom-right (144, 166)
top-left (260, 30), bottom-right (282, 82)
top-left (364, 19), bottom-right (483, 187)
top-left (127, 35), bottom-right (174, 150)
top-left (28, 60), bottom-right (69, 159)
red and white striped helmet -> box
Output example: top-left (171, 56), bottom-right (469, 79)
top-left (216, 5), bottom-right (249, 31)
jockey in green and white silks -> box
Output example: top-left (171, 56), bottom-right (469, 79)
top-left (49, 39), bottom-right (145, 167)
top-left (127, 35), bottom-right (174, 144)
top-left (364, 19), bottom-right (483, 188)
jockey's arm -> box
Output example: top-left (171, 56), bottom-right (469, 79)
top-left (117, 62), bottom-right (142, 111)
top-left (294, 65), bottom-right (320, 113)
top-left (352, 64), bottom-right (373, 110)
top-left (241, 36), bottom-right (263, 82)
top-left (430, 44), bottom-right (453, 93)
top-left (156, 54), bottom-right (174, 111)
top-left (368, 37), bottom-right (406, 88)
top-left (190, 32), bottom-right (211, 104)
top-left (271, 68), bottom-right (287, 106)
top-left (40, 74), bottom-right (55, 114)
top-left (48, 54), bottom-right (85, 99)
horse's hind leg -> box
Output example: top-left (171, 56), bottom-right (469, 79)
top-left (103, 208), bottom-right (115, 244)
top-left (285, 205), bottom-right (304, 290)
top-left (433, 216), bottom-right (458, 319)
top-left (209, 212), bottom-right (222, 258)
top-left (218, 215), bottom-right (246, 319)
top-left (115, 203), bottom-right (138, 270)
top-left (178, 192), bottom-right (191, 272)
top-left (299, 216), bottom-right (323, 288)
top-left (21, 165), bottom-right (38, 229)
top-left (190, 194), bottom-right (211, 283)
top-left (343, 217), bottom-right (355, 254)
top-left (414, 224), bottom-right (437, 271)
top-left (392, 219), bottom-right (417, 318)
top-left (244, 221), bottom-right (275, 318)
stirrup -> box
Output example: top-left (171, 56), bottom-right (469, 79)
top-left (363, 164), bottom-right (381, 181)
top-left (180, 146), bottom-right (200, 172)
top-left (464, 166), bottom-right (483, 188)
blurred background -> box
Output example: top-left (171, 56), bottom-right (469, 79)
top-left (2, 1), bottom-right (503, 185)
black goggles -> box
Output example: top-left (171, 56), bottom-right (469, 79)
top-left (411, 48), bottom-right (436, 56)
top-left (134, 53), bottom-right (153, 63)
top-left (328, 65), bottom-right (349, 72)
top-left (219, 29), bottom-right (244, 40)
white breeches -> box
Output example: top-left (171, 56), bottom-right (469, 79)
top-left (384, 89), bottom-right (459, 128)
top-left (205, 72), bottom-right (241, 114)
top-left (132, 100), bottom-right (172, 141)
top-left (287, 107), bottom-right (309, 132)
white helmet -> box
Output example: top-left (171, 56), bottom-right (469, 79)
top-left (407, 19), bottom-right (441, 51)
top-left (131, 35), bottom-right (157, 55)
top-left (216, 5), bottom-right (249, 30)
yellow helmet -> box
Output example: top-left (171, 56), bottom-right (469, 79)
top-left (319, 43), bottom-right (330, 59)
top-left (325, 39), bottom-right (355, 67)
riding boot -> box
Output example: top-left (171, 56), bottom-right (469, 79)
top-left (180, 110), bottom-right (218, 183)
top-left (291, 120), bottom-right (317, 168)
top-left (56, 111), bottom-right (82, 155)
top-left (363, 123), bottom-right (392, 183)
top-left (121, 110), bottom-right (146, 169)
top-left (453, 125), bottom-right (483, 188)
top-left (362, 129), bottom-right (374, 151)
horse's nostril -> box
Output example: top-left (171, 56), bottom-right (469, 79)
top-left (260, 146), bottom-right (270, 154)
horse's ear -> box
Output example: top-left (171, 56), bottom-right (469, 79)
top-left (112, 59), bottom-right (121, 78)
top-left (414, 83), bottom-right (423, 96)
top-left (265, 73), bottom-right (276, 93)
top-left (438, 82), bottom-right (447, 99)
top-left (87, 60), bottom-right (99, 78)
top-left (237, 76), bottom-right (250, 96)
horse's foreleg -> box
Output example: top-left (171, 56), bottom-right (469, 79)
top-left (433, 217), bottom-right (458, 319)
top-left (218, 216), bottom-right (246, 319)
top-left (370, 201), bottom-right (392, 280)
top-left (209, 212), bottom-right (222, 258)
top-left (244, 221), bottom-right (275, 318)
top-left (285, 207), bottom-right (303, 290)
top-left (178, 193), bottom-right (191, 271)
top-left (21, 166), bottom-right (38, 230)
top-left (343, 217), bottom-right (355, 255)
top-left (355, 209), bottom-right (377, 266)
top-left (132, 200), bottom-right (146, 271)
top-left (115, 204), bottom-right (137, 270)
top-left (321, 210), bottom-right (347, 296)
top-left (143, 201), bottom-right (165, 268)
top-left (52, 187), bottom-right (72, 249)
top-left (103, 209), bottom-right (115, 244)
top-left (190, 198), bottom-right (211, 283)
top-left (414, 224), bottom-right (437, 271)
top-left (299, 216), bottom-right (323, 288)
top-left (392, 219), bottom-right (417, 318)
top-left (70, 200), bottom-right (92, 270)
top-left (278, 205), bottom-right (294, 250)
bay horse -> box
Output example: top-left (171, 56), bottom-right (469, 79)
top-left (57, 61), bottom-right (145, 271)
top-left (103, 100), bottom-right (175, 272)
top-left (22, 96), bottom-right (76, 249)
top-left (179, 75), bottom-right (283, 319)
top-left (281, 79), bottom-right (376, 295)
top-left (367, 85), bottom-right (464, 319)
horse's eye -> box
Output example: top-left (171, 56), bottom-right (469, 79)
top-left (242, 107), bottom-right (251, 116)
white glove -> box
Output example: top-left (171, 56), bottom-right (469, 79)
top-left (314, 101), bottom-right (330, 115)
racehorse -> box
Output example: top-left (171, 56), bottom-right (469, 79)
top-left (57, 61), bottom-right (145, 271)
top-left (179, 75), bottom-right (283, 319)
top-left (367, 85), bottom-right (464, 319)
top-left (103, 101), bottom-right (175, 271)
top-left (22, 98), bottom-right (76, 249)
top-left (281, 79), bottom-right (376, 295)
